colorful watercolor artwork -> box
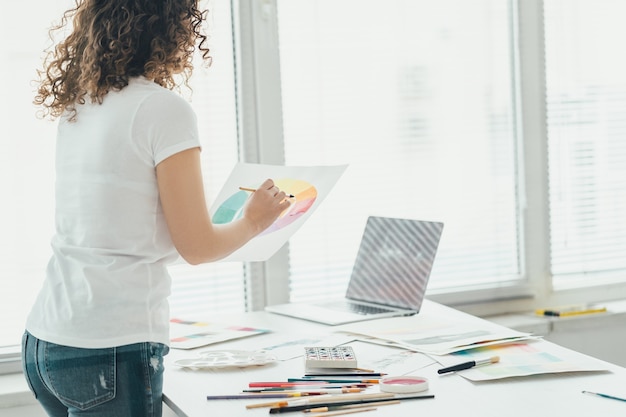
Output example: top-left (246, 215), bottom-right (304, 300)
top-left (209, 163), bottom-right (347, 262)
top-left (213, 178), bottom-right (318, 236)
top-left (435, 342), bottom-right (609, 381)
top-left (170, 318), bottom-right (270, 350)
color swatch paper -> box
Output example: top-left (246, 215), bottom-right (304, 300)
top-left (210, 163), bottom-right (347, 262)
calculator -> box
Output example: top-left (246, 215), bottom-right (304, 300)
top-left (304, 346), bottom-right (358, 369)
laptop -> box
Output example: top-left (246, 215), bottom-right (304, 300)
top-left (265, 216), bottom-right (444, 325)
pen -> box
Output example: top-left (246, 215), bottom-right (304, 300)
top-left (239, 186), bottom-right (295, 198)
top-left (437, 356), bottom-right (500, 374)
top-left (582, 390), bottom-right (626, 403)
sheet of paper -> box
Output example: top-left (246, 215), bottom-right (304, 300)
top-left (345, 340), bottom-right (436, 375)
top-left (336, 315), bottom-right (534, 355)
top-left (256, 332), bottom-right (357, 361)
top-left (433, 340), bottom-right (610, 381)
top-left (209, 163), bottom-right (347, 262)
top-left (169, 319), bottom-right (270, 350)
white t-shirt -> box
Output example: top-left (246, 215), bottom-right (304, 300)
top-left (26, 77), bottom-right (200, 348)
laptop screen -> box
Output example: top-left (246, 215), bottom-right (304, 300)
top-left (345, 217), bottom-right (444, 311)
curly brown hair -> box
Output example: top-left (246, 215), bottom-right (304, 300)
top-left (35, 0), bottom-right (211, 121)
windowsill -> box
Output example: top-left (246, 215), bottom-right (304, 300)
top-left (485, 298), bottom-right (626, 336)
top-left (0, 373), bottom-right (35, 409)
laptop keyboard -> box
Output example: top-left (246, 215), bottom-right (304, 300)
top-left (323, 301), bottom-right (395, 315)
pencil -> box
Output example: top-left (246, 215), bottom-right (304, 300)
top-left (268, 394), bottom-right (434, 414)
top-left (289, 378), bottom-right (381, 384)
top-left (312, 407), bottom-right (377, 417)
top-left (305, 400), bottom-right (401, 412)
top-left (206, 392), bottom-right (322, 400)
top-left (246, 401), bottom-right (289, 409)
top-left (304, 373), bottom-right (386, 377)
top-left (249, 382), bottom-right (372, 388)
top-left (239, 186), bottom-right (295, 198)
top-left (244, 388), bottom-right (364, 394)
top-left (247, 392), bottom-right (392, 409)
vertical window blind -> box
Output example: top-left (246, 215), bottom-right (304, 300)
top-left (168, 0), bottom-right (247, 319)
top-left (544, 0), bottom-right (626, 283)
top-left (276, 0), bottom-right (522, 301)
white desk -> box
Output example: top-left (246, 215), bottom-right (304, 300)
top-left (163, 301), bottom-right (626, 416)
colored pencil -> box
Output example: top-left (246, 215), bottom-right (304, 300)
top-left (206, 392), bottom-right (326, 400)
top-left (244, 388), bottom-right (364, 394)
top-left (304, 373), bottom-right (386, 377)
top-left (289, 378), bottom-right (381, 384)
top-left (304, 400), bottom-right (401, 412)
top-left (268, 394), bottom-right (435, 414)
top-left (313, 407), bottom-right (377, 417)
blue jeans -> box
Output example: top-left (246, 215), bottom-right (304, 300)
top-left (21, 332), bottom-right (169, 417)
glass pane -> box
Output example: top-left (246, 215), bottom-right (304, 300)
top-left (545, 0), bottom-right (626, 281)
top-left (0, 1), bottom-right (72, 347)
top-left (276, 0), bottom-right (521, 301)
top-left (169, 0), bottom-right (246, 317)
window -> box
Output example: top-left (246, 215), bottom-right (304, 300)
top-left (0, 0), bottom-right (69, 348)
top-left (168, 1), bottom-right (247, 319)
top-left (545, 0), bottom-right (626, 285)
top-left (5, 0), bottom-right (626, 356)
top-left (276, 0), bottom-right (523, 302)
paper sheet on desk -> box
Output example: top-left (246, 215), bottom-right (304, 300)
top-left (434, 340), bottom-right (610, 381)
top-left (346, 340), bottom-right (436, 375)
top-left (255, 333), bottom-right (435, 373)
top-left (209, 163), bottom-right (347, 262)
top-left (336, 317), bottom-right (535, 355)
top-left (258, 333), bottom-right (356, 360)
top-left (169, 319), bottom-right (270, 350)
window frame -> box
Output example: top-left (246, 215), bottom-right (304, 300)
top-left (239, 0), bottom-right (626, 318)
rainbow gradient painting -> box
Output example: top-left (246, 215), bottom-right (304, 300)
top-left (209, 163), bottom-right (347, 262)
top-left (213, 179), bottom-right (318, 235)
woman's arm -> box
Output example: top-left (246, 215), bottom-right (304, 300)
top-left (156, 147), bottom-right (291, 264)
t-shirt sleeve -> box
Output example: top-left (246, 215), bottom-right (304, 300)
top-left (133, 90), bottom-right (202, 166)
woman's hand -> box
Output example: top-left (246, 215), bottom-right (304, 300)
top-left (157, 148), bottom-right (292, 264)
top-left (242, 179), bottom-right (292, 235)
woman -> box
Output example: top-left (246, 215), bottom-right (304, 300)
top-left (22, 1), bottom-right (290, 416)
